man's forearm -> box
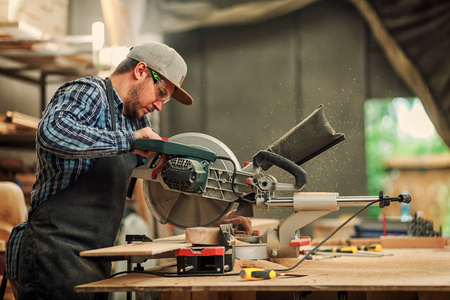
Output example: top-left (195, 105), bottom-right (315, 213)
top-left (37, 115), bottom-right (135, 158)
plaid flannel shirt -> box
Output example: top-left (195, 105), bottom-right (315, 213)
top-left (6, 76), bottom-right (151, 279)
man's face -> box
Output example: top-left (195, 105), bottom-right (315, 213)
top-left (123, 71), bottom-right (175, 118)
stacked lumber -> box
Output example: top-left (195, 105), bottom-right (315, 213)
top-left (0, 111), bottom-right (38, 148)
top-left (5, 111), bottom-right (39, 130)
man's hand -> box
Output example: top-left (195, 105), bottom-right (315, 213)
top-left (133, 127), bottom-right (161, 157)
top-left (215, 209), bottom-right (252, 236)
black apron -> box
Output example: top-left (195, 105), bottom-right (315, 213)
top-left (18, 79), bottom-right (138, 299)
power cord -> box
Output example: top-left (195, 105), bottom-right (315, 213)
top-left (273, 200), bottom-right (378, 272)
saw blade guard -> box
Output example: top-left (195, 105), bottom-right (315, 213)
top-left (142, 132), bottom-right (241, 228)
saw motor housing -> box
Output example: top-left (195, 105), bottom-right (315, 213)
top-left (161, 157), bottom-right (209, 194)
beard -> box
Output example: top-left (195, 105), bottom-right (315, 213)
top-left (123, 78), bottom-right (149, 118)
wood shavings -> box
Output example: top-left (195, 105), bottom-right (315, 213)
top-left (234, 259), bottom-right (286, 271)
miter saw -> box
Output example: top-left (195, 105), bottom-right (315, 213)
top-left (130, 105), bottom-right (411, 260)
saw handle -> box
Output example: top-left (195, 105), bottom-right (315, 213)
top-left (253, 150), bottom-right (307, 188)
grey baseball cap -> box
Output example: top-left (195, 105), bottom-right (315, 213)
top-left (127, 42), bottom-right (193, 105)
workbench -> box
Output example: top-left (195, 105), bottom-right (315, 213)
top-left (75, 244), bottom-right (450, 300)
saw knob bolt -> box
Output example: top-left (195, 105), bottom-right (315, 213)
top-left (377, 191), bottom-right (412, 207)
top-left (378, 191), bottom-right (390, 208)
top-left (399, 194), bottom-right (412, 204)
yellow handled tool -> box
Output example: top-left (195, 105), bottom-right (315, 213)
top-left (240, 268), bottom-right (276, 280)
top-left (356, 244), bottom-right (382, 252)
top-left (320, 246), bottom-right (358, 254)
top-left (239, 268), bottom-right (305, 280)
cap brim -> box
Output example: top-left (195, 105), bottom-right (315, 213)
top-left (161, 76), bottom-right (193, 105)
top-left (173, 85), bottom-right (194, 105)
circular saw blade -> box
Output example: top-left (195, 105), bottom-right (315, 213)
top-left (144, 132), bottom-right (240, 228)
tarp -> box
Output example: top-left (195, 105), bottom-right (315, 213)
top-left (350, 0), bottom-right (450, 147)
top-left (154, 0), bottom-right (319, 33)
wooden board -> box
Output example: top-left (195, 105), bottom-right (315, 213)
top-left (5, 111), bottom-right (39, 129)
top-left (185, 227), bottom-right (221, 245)
top-left (380, 236), bottom-right (446, 248)
top-left (79, 242), bottom-right (192, 258)
top-left (75, 248), bottom-right (450, 293)
top-left (80, 218), bottom-right (281, 258)
top-left (152, 234), bottom-right (185, 243)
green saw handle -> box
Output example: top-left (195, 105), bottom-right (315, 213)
top-left (253, 150), bottom-right (307, 188)
top-left (134, 138), bottom-right (216, 161)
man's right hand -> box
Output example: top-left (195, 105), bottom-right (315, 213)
top-left (133, 127), bottom-right (161, 157)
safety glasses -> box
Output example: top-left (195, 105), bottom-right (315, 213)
top-left (149, 68), bottom-right (171, 103)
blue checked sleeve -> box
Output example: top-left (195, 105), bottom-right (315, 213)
top-left (37, 79), bottom-right (135, 158)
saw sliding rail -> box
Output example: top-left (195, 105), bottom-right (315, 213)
top-left (260, 192), bottom-right (411, 258)
top-left (266, 195), bottom-right (409, 207)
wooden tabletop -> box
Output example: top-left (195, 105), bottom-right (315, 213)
top-left (75, 247), bottom-right (450, 293)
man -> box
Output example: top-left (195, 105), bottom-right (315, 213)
top-left (5, 42), bottom-right (251, 300)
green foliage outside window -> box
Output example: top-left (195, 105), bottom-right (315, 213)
top-left (364, 98), bottom-right (449, 220)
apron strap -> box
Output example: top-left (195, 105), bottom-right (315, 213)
top-left (0, 270), bottom-right (7, 299)
top-left (105, 77), bottom-right (116, 131)
top-left (105, 77), bottom-right (138, 199)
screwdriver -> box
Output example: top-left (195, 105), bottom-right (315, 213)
top-left (239, 268), bottom-right (305, 281)
top-left (319, 246), bottom-right (358, 254)
top-left (355, 244), bottom-right (382, 252)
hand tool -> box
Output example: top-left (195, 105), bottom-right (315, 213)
top-left (239, 268), bottom-right (305, 280)
top-left (313, 251), bottom-right (390, 257)
top-left (320, 246), bottom-right (358, 253)
top-left (356, 244), bottom-right (382, 252)
top-left (130, 106), bottom-right (412, 260)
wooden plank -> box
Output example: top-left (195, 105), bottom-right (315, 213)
top-left (156, 219), bottom-right (280, 245)
top-left (80, 218), bottom-right (280, 258)
top-left (153, 234), bottom-right (186, 243)
top-left (6, 111), bottom-right (39, 129)
top-left (185, 227), bottom-right (220, 245)
top-left (385, 154), bottom-right (450, 170)
top-left (79, 242), bottom-right (192, 257)
top-left (380, 236), bottom-right (446, 248)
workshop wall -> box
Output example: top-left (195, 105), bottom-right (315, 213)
top-left (161, 0), bottom-right (412, 222)
top-left (0, 0), bottom-right (413, 223)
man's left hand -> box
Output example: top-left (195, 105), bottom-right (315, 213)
top-left (215, 209), bottom-right (252, 235)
